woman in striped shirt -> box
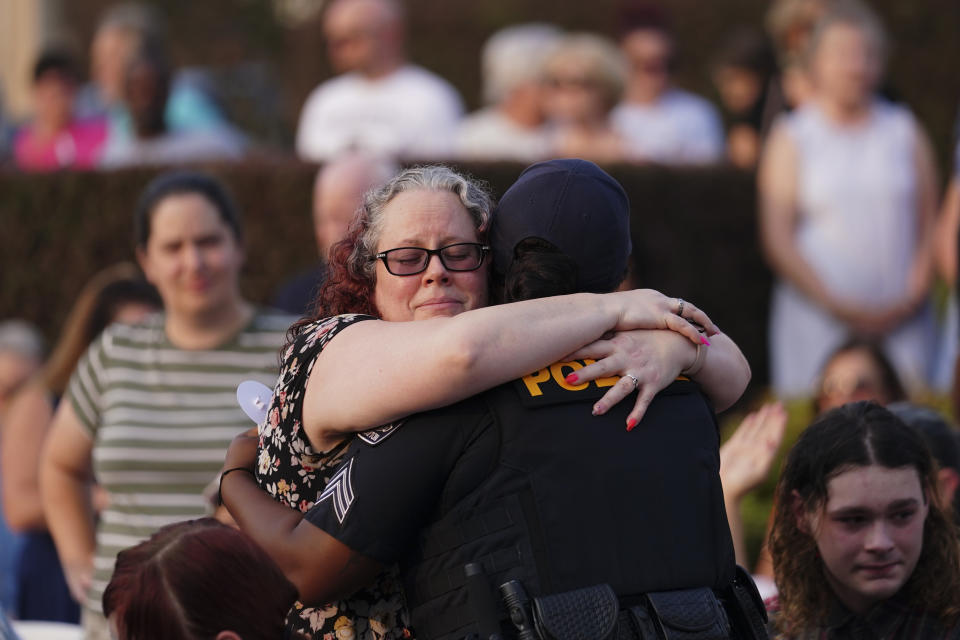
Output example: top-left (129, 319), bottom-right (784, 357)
top-left (40, 172), bottom-right (292, 640)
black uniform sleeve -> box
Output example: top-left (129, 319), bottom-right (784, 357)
top-left (304, 396), bottom-right (496, 564)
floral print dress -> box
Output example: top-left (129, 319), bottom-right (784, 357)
top-left (257, 314), bottom-right (413, 640)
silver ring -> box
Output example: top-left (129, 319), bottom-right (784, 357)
top-left (676, 298), bottom-right (685, 318)
top-left (624, 374), bottom-right (639, 391)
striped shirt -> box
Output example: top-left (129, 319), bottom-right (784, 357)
top-left (67, 311), bottom-right (291, 613)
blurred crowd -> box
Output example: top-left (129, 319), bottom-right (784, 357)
top-left (3, 0), bottom-right (960, 638)
top-left (1, 0), bottom-right (796, 170)
top-left (4, 0), bottom-right (957, 395)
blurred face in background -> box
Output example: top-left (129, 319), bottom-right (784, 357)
top-left (809, 21), bottom-right (881, 110)
top-left (91, 26), bottom-right (141, 104)
top-left (543, 57), bottom-right (608, 126)
top-left (32, 70), bottom-right (76, 134)
top-left (713, 64), bottom-right (762, 115)
top-left (137, 194), bottom-right (245, 321)
top-left (323, 0), bottom-right (399, 76)
top-left (621, 28), bottom-right (673, 102)
top-left (816, 348), bottom-right (892, 414)
top-left (313, 161), bottom-right (386, 259)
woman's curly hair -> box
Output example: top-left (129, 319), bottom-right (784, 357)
top-left (769, 401), bottom-right (960, 635)
top-left (287, 165), bottom-right (493, 342)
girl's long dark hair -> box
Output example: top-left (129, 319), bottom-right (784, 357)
top-left (770, 401), bottom-right (960, 634)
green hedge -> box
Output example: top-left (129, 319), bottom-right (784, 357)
top-left (1, 161), bottom-right (771, 392)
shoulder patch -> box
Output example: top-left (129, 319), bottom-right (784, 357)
top-left (357, 420), bottom-right (404, 446)
top-left (314, 457), bottom-right (355, 524)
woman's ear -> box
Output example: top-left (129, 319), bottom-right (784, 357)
top-left (215, 631), bottom-right (242, 640)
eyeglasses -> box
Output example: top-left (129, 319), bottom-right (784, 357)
top-left (371, 242), bottom-right (490, 276)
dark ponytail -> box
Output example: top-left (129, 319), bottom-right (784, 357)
top-left (497, 237), bottom-right (579, 303)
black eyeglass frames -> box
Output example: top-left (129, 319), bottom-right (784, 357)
top-left (371, 242), bottom-right (490, 276)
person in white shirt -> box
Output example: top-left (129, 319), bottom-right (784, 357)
top-left (295, 0), bottom-right (464, 161)
top-left (456, 23), bottom-right (561, 162)
top-left (611, 5), bottom-right (724, 164)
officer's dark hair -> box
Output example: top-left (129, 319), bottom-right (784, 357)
top-left (497, 238), bottom-right (579, 303)
top-left (496, 237), bottom-right (630, 304)
top-left (769, 401), bottom-right (960, 634)
top-left (134, 171), bottom-right (242, 248)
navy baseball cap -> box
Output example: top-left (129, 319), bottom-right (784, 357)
top-left (490, 159), bottom-right (632, 293)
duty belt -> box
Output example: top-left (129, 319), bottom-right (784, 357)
top-left (474, 568), bottom-right (768, 640)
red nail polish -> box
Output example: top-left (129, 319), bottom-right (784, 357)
top-left (626, 418), bottom-right (638, 431)
top-left (700, 336), bottom-right (711, 346)
top-left (565, 373), bottom-right (579, 384)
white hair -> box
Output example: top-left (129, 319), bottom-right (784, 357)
top-left (482, 23), bottom-right (563, 105)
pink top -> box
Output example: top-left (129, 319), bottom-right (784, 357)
top-left (13, 118), bottom-right (107, 171)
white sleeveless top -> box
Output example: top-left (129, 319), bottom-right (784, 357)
top-left (789, 99), bottom-right (917, 304)
top-left (769, 99), bottom-right (933, 395)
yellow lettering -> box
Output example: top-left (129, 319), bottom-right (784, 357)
top-left (551, 362), bottom-right (589, 391)
top-left (522, 369), bottom-right (551, 396)
top-left (582, 359), bottom-right (618, 388)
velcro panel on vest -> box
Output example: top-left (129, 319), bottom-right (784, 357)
top-left (406, 495), bottom-right (539, 639)
top-left (413, 500), bottom-right (527, 604)
top-left (412, 546), bottom-right (522, 611)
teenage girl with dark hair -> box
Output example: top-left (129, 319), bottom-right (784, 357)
top-left (768, 401), bottom-right (960, 638)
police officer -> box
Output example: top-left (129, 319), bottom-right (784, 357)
top-left (221, 160), bottom-right (764, 639)
top-left (287, 160), bottom-right (766, 639)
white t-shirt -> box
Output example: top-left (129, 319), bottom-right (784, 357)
top-left (455, 108), bottom-right (551, 162)
top-left (611, 88), bottom-right (724, 164)
top-left (295, 65), bottom-right (464, 161)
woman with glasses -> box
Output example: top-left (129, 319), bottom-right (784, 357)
top-left (243, 164), bottom-right (750, 639)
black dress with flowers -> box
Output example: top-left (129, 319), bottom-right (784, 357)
top-left (256, 314), bottom-right (413, 640)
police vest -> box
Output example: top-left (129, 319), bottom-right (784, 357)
top-left (401, 360), bottom-right (737, 639)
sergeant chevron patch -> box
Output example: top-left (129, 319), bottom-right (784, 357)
top-left (315, 457), bottom-right (355, 524)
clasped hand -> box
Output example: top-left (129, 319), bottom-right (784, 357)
top-left (566, 290), bottom-right (717, 429)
